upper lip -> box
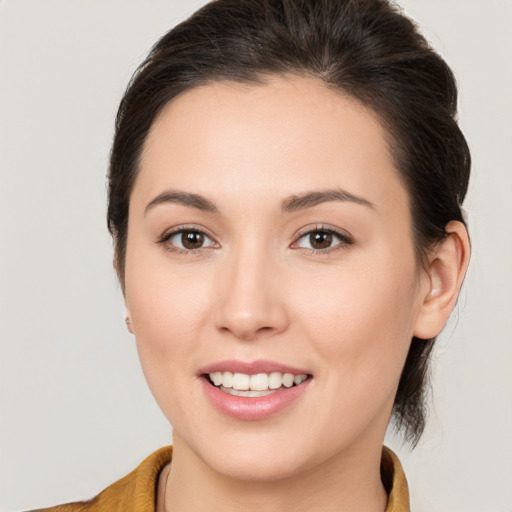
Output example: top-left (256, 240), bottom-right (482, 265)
top-left (198, 359), bottom-right (311, 376)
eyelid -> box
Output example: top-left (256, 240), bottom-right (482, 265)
top-left (156, 223), bottom-right (353, 255)
top-left (157, 224), bottom-right (219, 254)
top-left (290, 224), bottom-right (354, 253)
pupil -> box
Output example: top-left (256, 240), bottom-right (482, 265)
top-left (311, 231), bottom-right (332, 249)
top-left (183, 231), bottom-right (204, 249)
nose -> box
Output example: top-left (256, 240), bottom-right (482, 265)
top-left (214, 246), bottom-right (289, 341)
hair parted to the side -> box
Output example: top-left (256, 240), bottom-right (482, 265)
top-left (107, 0), bottom-right (470, 446)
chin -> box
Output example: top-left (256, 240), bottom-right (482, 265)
top-left (207, 447), bottom-right (308, 482)
top-left (180, 421), bottom-right (353, 486)
top-left (175, 425), bottom-right (315, 482)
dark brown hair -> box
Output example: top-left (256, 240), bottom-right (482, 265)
top-left (107, 0), bottom-right (470, 446)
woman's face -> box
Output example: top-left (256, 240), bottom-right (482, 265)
top-left (124, 76), bottom-right (430, 480)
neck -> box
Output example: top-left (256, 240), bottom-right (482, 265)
top-left (164, 436), bottom-right (388, 512)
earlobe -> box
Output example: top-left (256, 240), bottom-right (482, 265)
top-left (124, 302), bottom-right (135, 334)
top-left (125, 314), bottom-right (135, 334)
top-left (413, 221), bottom-right (471, 340)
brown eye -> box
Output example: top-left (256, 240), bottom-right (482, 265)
top-left (294, 228), bottom-right (352, 252)
top-left (182, 230), bottom-right (205, 249)
top-left (163, 228), bottom-right (217, 252)
top-left (309, 231), bottom-right (333, 249)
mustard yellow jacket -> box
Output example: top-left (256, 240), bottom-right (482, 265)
top-left (31, 445), bottom-right (409, 511)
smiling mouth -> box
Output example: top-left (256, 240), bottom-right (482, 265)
top-left (205, 371), bottom-right (311, 397)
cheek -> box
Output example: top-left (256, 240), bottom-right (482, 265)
top-left (128, 268), bottom-right (208, 343)
top-left (124, 245), bottom-right (213, 412)
top-left (125, 226), bottom-right (214, 339)
top-left (293, 251), bottom-right (420, 409)
top-left (297, 250), bottom-right (417, 329)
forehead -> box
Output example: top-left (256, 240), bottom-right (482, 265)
top-left (135, 75), bottom-right (407, 214)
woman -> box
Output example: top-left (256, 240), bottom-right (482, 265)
top-left (32, 0), bottom-right (470, 510)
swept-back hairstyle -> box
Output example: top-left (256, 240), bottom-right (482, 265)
top-left (107, 0), bottom-right (470, 445)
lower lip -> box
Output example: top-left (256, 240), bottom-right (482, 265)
top-left (201, 376), bottom-right (311, 421)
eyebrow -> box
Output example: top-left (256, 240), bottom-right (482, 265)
top-left (145, 191), bottom-right (219, 215)
top-left (280, 188), bottom-right (375, 212)
top-left (144, 187), bottom-right (375, 215)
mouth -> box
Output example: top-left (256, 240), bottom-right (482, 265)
top-left (198, 360), bottom-right (313, 420)
top-left (204, 371), bottom-right (311, 397)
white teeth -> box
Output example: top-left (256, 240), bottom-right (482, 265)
top-left (211, 372), bottom-right (223, 386)
top-left (294, 374), bottom-right (307, 385)
top-left (282, 373), bottom-right (294, 388)
top-left (222, 387), bottom-right (239, 396)
top-left (208, 371), bottom-right (308, 392)
top-left (268, 372), bottom-right (282, 389)
top-left (250, 373), bottom-right (269, 391)
top-left (222, 371), bottom-right (234, 388)
top-left (232, 373), bottom-right (250, 390)
top-left (221, 386), bottom-right (274, 397)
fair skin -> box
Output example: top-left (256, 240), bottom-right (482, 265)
top-left (123, 75), bottom-right (469, 512)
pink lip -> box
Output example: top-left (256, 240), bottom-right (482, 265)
top-left (198, 359), bottom-right (310, 375)
top-left (199, 360), bottom-right (312, 421)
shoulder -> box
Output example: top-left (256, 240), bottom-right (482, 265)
top-left (29, 446), bottom-right (173, 512)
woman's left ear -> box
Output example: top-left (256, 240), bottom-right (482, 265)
top-left (413, 221), bottom-right (471, 340)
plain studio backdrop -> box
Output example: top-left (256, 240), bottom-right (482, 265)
top-left (0, 1), bottom-right (511, 511)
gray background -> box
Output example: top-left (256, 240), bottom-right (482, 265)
top-left (1, 1), bottom-right (511, 510)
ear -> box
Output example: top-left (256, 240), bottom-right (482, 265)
top-left (413, 221), bottom-right (471, 340)
top-left (124, 298), bottom-right (134, 335)
top-left (125, 310), bottom-right (135, 334)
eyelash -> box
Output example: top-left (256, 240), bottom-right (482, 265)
top-left (156, 225), bottom-right (218, 255)
top-left (156, 224), bottom-right (354, 255)
top-left (292, 225), bottom-right (354, 254)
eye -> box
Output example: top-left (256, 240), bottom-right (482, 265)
top-left (293, 227), bottom-right (353, 252)
top-left (159, 228), bottom-right (217, 252)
